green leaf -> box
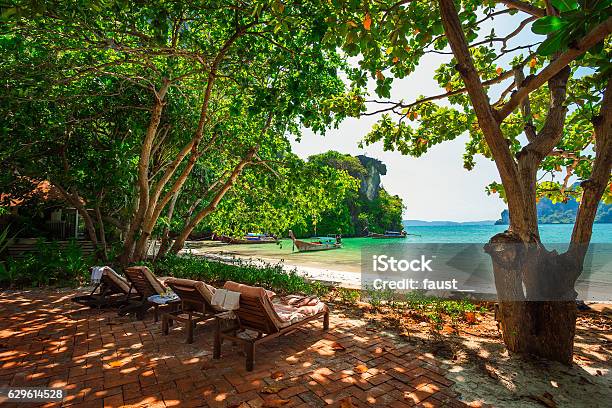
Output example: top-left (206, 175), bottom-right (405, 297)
top-left (537, 29), bottom-right (570, 56)
top-left (551, 0), bottom-right (579, 12)
top-left (532, 16), bottom-right (567, 35)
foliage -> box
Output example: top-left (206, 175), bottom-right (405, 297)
top-left (0, 0), bottom-right (355, 261)
top-left (0, 225), bottom-right (13, 255)
top-left (530, 0), bottom-right (610, 56)
top-left (0, 239), bottom-right (92, 288)
top-left (197, 154), bottom-right (358, 238)
top-left (497, 196), bottom-right (612, 224)
top-left (294, 151), bottom-right (405, 236)
top-left (320, 0), bottom-right (611, 207)
top-left (334, 287), bottom-right (362, 305)
top-left (143, 254), bottom-right (328, 296)
top-left (363, 286), bottom-right (484, 324)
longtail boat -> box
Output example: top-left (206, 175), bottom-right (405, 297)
top-left (368, 230), bottom-right (408, 239)
top-left (288, 230), bottom-right (341, 252)
top-left (219, 233), bottom-right (278, 244)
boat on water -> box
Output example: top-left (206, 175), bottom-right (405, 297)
top-left (218, 233), bottom-right (278, 244)
top-left (288, 230), bottom-right (341, 252)
top-left (369, 230), bottom-right (408, 239)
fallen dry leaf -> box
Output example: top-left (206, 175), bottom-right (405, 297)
top-left (262, 398), bottom-right (291, 407)
top-left (465, 312), bottom-right (477, 324)
top-left (529, 393), bottom-right (557, 408)
top-left (107, 360), bottom-right (125, 368)
top-left (331, 342), bottom-right (346, 351)
top-left (339, 396), bottom-right (356, 408)
top-left (354, 364), bottom-right (368, 373)
top-left (374, 347), bottom-right (385, 354)
top-left (260, 385), bottom-right (286, 394)
top-left (271, 371), bottom-right (284, 380)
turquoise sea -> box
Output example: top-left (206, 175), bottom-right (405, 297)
top-left (189, 224), bottom-right (611, 300)
top-left (192, 224), bottom-right (611, 267)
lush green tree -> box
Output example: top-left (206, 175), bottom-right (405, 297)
top-left (323, 0), bottom-right (611, 363)
top-left (200, 154), bottom-right (358, 238)
top-left (1, 1), bottom-right (352, 262)
top-left (304, 151), bottom-right (405, 235)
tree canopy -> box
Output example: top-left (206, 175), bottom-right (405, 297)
top-left (1, 0), bottom-right (357, 261)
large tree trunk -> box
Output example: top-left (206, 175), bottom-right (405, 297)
top-left (156, 190), bottom-right (180, 259)
top-left (169, 147), bottom-right (257, 254)
top-left (495, 299), bottom-right (577, 364)
top-left (437, 0), bottom-right (612, 364)
top-left (127, 29), bottom-right (249, 264)
top-left (485, 232), bottom-right (578, 364)
top-left (120, 80), bottom-right (170, 265)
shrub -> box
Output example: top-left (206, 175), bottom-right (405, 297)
top-left (0, 239), bottom-right (93, 288)
top-left (143, 254), bottom-right (329, 296)
top-left (335, 287), bottom-right (361, 305)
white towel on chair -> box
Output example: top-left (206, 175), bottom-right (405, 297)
top-left (211, 289), bottom-right (241, 310)
top-left (223, 290), bottom-right (240, 310)
top-left (90, 266), bottom-right (105, 283)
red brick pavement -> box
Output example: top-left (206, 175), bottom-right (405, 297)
top-left (0, 289), bottom-right (476, 407)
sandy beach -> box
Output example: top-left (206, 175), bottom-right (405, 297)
top-left (181, 239), bottom-right (364, 288)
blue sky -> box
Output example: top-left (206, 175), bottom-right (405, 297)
top-left (291, 7), bottom-right (545, 222)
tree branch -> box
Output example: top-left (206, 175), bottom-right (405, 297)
top-left (568, 78), bottom-right (612, 265)
top-left (497, 17), bottom-right (612, 120)
top-left (439, 0), bottom-right (529, 236)
top-left (365, 69), bottom-right (515, 116)
top-left (498, 0), bottom-right (546, 17)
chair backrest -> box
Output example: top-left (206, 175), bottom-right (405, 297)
top-left (124, 266), bottom-right (164, 298)
top-left (223, 281), bottom-right (280, 334)
top-left (99, 267), bottom-right (131, 294)
top-left (165, 277), bottom-right (218, 312)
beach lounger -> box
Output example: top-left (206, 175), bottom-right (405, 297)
top-left (213, 281), bottom-right (329, 371)
top-left (72, 266), bottom-right (136, 309)
top-left (119, 265), bottom-right (173, 320)
top-left (162, 278), bottom-right (222, 343)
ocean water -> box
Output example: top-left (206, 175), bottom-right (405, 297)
top-left (190, 224), bottom-right (611, 299)
top-left (193, 224), bottom-right (611, 264)
top-left (405, 224), bottom-right (611, 244)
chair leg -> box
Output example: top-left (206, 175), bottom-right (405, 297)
top-left (136, 302), bottom-right (148, 320)
top-left (245, 341), bottom-right (254, 372)
top-left (162, 314), bottom-right (169, 335)
top-left (323, 311), bottom-right (329, 330)
top-left (186, 316), bottom-right (194, 344)
top-left (213, 318), bottom-right (221, 360)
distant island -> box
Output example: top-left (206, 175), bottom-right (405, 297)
top-left (291, 151), bottom-right (405, 237)
top-left (496, 196), bottom-right (612, 225)
top-left (404, 220), bottom-right (497, 227)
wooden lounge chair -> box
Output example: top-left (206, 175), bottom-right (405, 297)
top-left (162, 278), bottom-right (222, 343)
top-left (213, 281), bottom-right (329, 371)
top-left (72, 267), bottom-right (136, 309)
top-left (119, 266), bottom-right (174, 320)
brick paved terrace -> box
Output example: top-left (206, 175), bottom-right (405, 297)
top-left (0, 289), bottom-right (480, 408)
